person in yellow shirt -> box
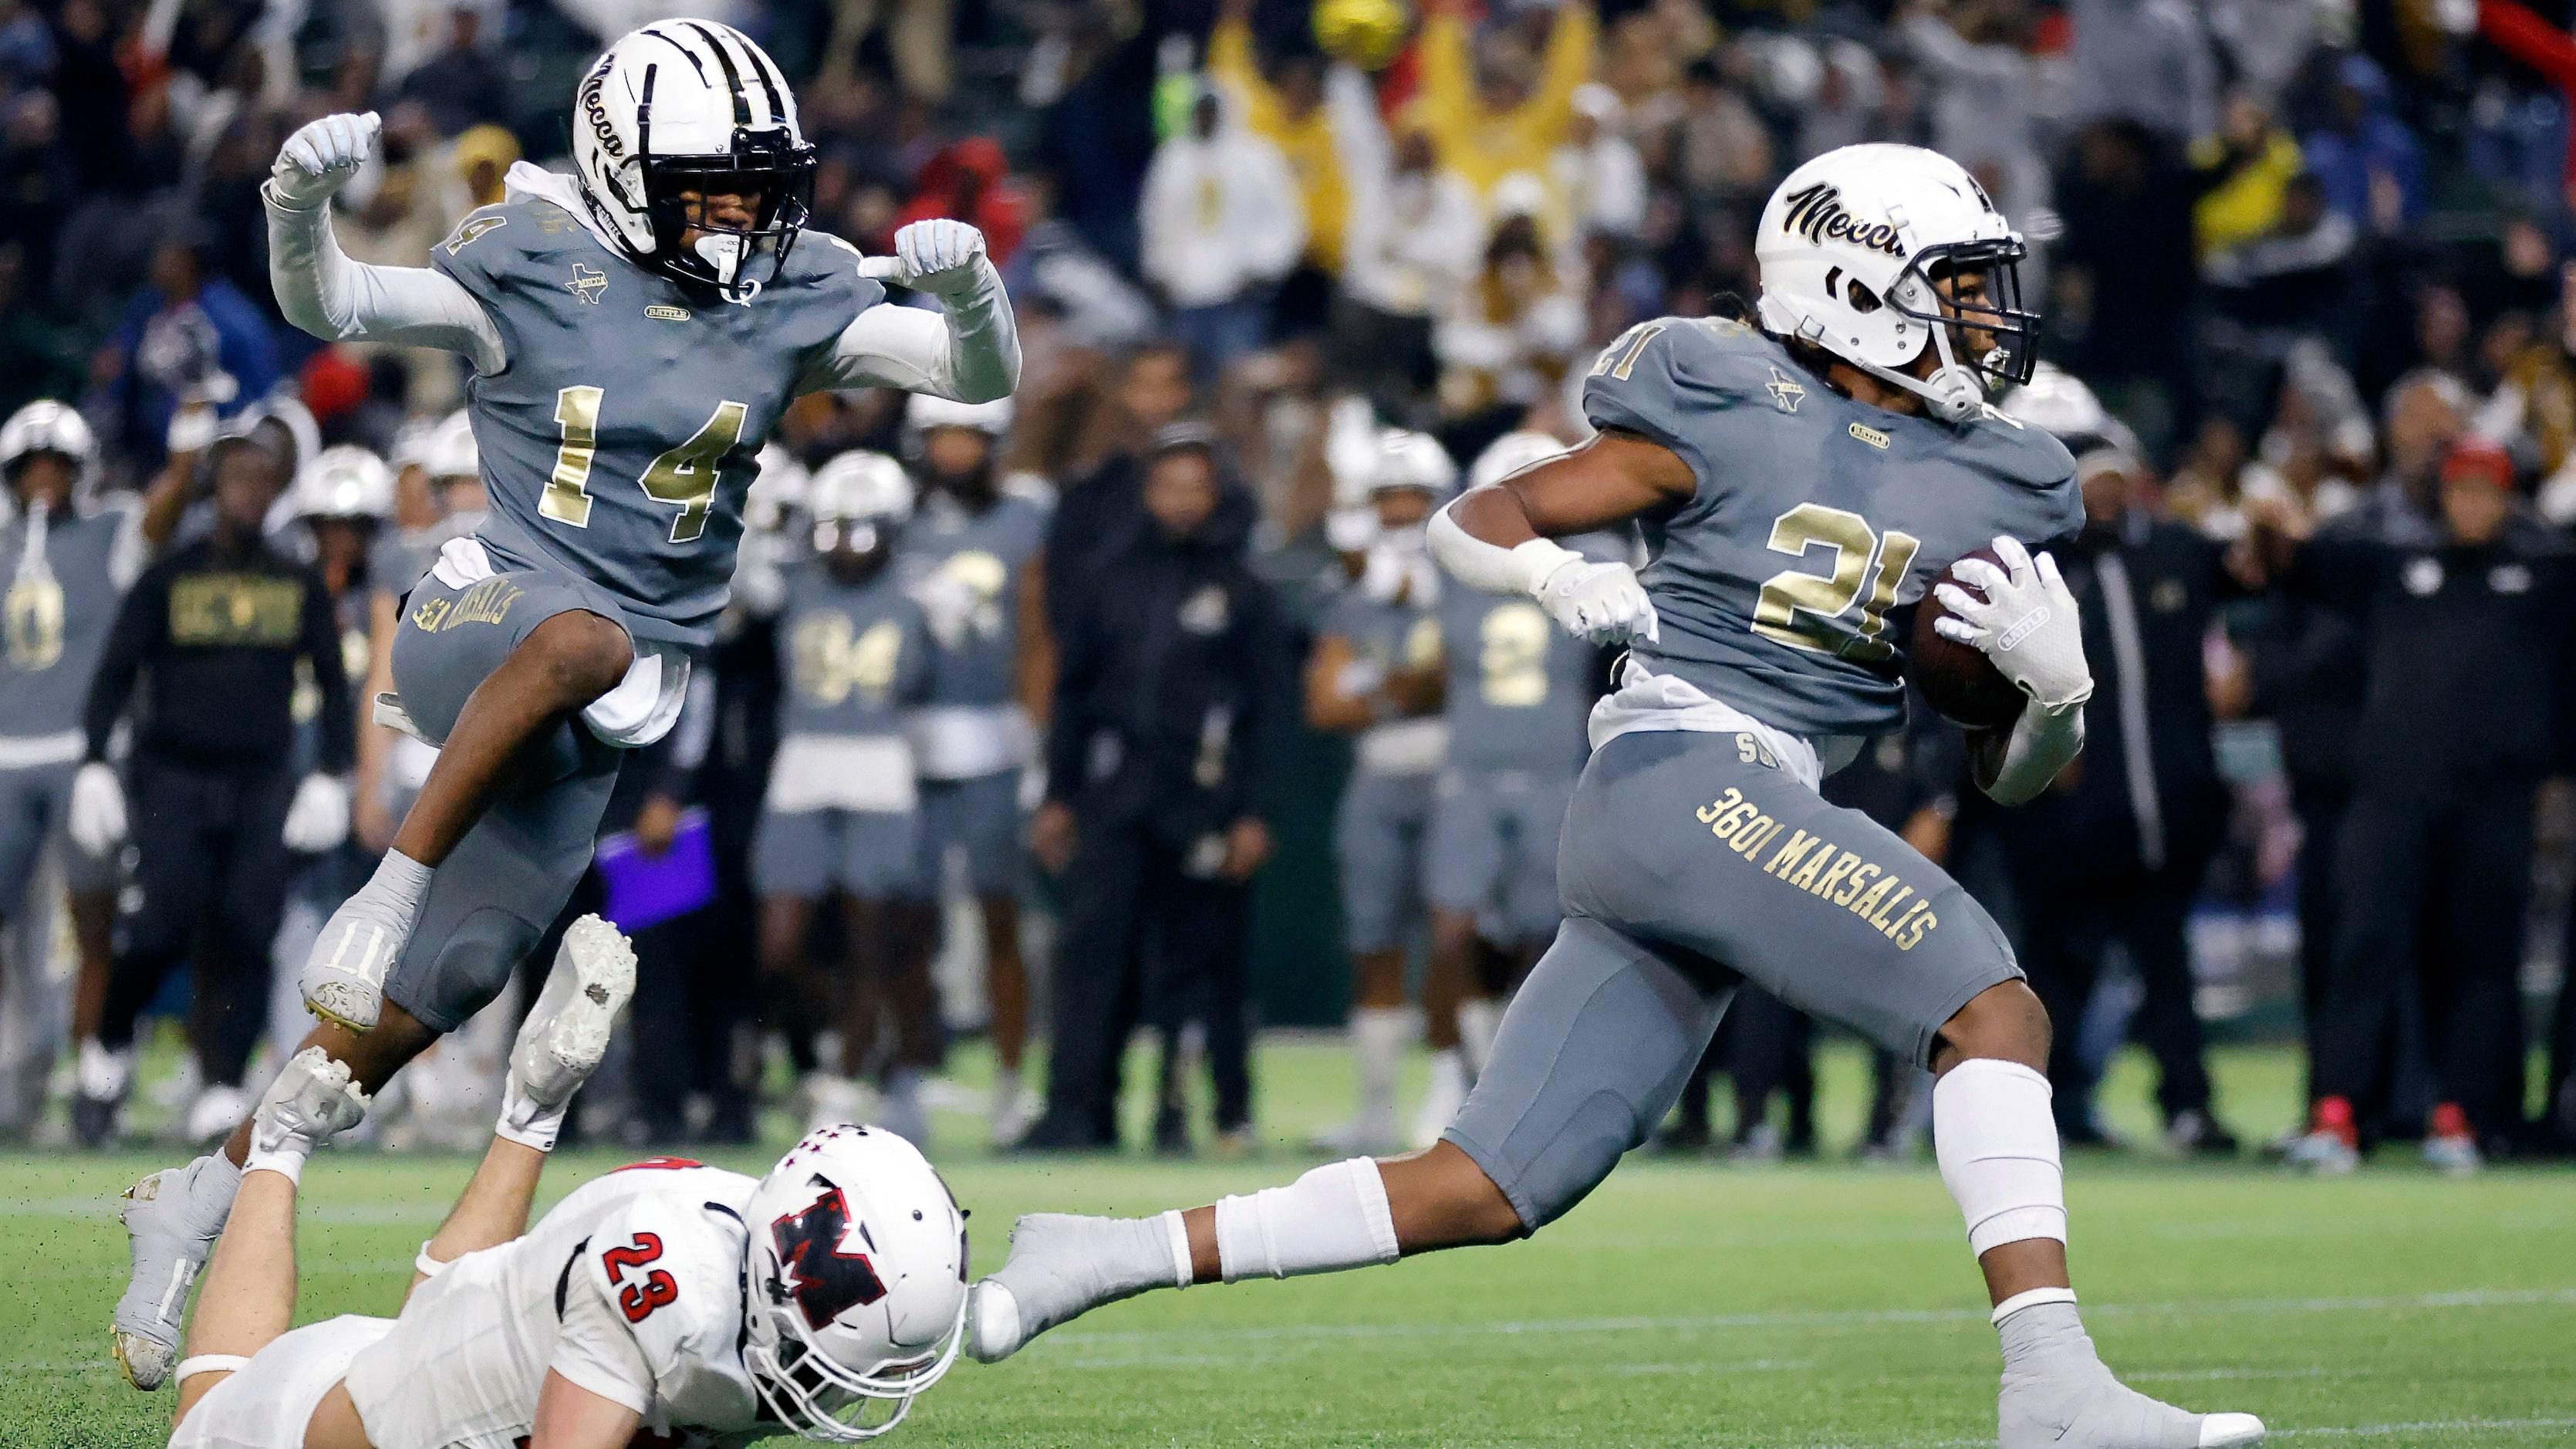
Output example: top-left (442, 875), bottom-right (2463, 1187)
top-left (2191, 94), bottom-right (2303, 259)
top-left (1209, 0), bottom-right (1363, 277)
top-left (1401, 0), bottom-right (1598, 200)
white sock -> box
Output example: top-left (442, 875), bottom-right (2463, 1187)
top-left (1457, 998), bottom-right (1504, 1077)
top-left (1351, 1008), bottom-right (1409, 1119)
top-left (188, 1152), bottom-right (245, 1231)
top-left (1934, 1059), bottom-right (2066, 1256)
top-left (495, 1076), bottom-right (566, 1153)
top-left (1213, 1158), bottom-right (1400, 1283)
top-left (243, 1140), bottom-right (315, 1185)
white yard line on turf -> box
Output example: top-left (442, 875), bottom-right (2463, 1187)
top-left (1803, 1420), bottom-right (2576, 1449)
top-left (2271, 1420), bottom-right (2576, 1441)
top-left (1037, 1286), bottom-right (2576, 1349)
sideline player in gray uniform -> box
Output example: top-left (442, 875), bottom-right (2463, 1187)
top-left (355, 411), bottom-right (484, 854)
top-left (107, 19), bottom-right (1018, 1391)
top-left (895, 391), bottom-right (1051, 1144)
top-left (0, 403), bottom-right (138, 1106)
top-left (753, 450), bottom-right (937, 1143)
top-left (1418, 430), bottom-right (1618, 1147)
top-left (1306, 429), bottom-right (1453, 1156)
top-left (964, 146), bottom-right (2264, 1447)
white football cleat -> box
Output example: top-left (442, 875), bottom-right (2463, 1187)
top-left (249, 1046), bottom-right (374, 1158)
top-left (1307, 1107), bottom-right (1400, 1157)
top-left (2000, 1357), bottom-right (2264, 1448)
top-left (511, 917), bottom-right (636, 1104)
top-left (2284, 1129), bottom-right (2359, 1175)
top-left (110, 1155), bottom-right (234, 1390)
top-left (184, 1083), bottom-right (253, 1144)
top-left (498, 916), bottom-right (634, 1148)
top-left (967, 1213), bottom-right (1177, 1363)
top-left (299, 889), bottom-right (413, 1032)
top-left (801, 1073), bottom-right (877, 1136)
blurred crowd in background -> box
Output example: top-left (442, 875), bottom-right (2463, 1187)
top-left (7, 0), bottom-right (2576, 1170)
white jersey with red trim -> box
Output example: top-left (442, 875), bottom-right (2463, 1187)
top-left (340, 1158), bottom-right (772, 1449)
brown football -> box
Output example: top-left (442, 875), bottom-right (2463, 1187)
top-left (1908, 545), bottom-right (2029, 730)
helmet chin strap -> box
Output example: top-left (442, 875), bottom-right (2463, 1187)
top-left (1854, 321), bottom-right (1985, 424)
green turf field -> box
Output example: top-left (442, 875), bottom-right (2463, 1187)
top-left (6, 1039), bottom-right (2572, 1447)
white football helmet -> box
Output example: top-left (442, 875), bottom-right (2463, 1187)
top-left (0, 400), bottom-right (101, 502)
top-left (1754, 144), bottom-right (2039, 423)
top-left (420, 410), bottom-right (479, 485)
top-left (572, 20), bottom-right (816, 301)
top-left (1467, 429), bottom-right (1568, 491)
top-left (808, 451), bottom-right (913, 523)
top-left (906, 392), bottom-right (1015, 441)
top-left (291, 445), bottom-right (396, 520)
top-left (1369, 428), bottom-right (1457, 498)
top-left (743, 1126), bottom-right (970, 1441)
top-left (2000, 362), bottom-right (2142, 460)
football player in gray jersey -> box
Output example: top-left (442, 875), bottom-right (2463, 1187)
top-left (1305, 430), bottom-right (1456, 1157)
top-left (1419, 431), bottom-right (1621, 1148)
top-left (752, 451), bottom-right (938, 1143)
top-left (106, 19), bottom-right (1018, 1392)
top-left (0, 403), bottom-right (139, 1106)
top-left (894, 391), bottom-right (1051, 1144)
top-left (963, 146), bottom-right (2264, 1448)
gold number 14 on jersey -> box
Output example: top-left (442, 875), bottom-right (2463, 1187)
top-left (540, 385), bottom-right (750, 544)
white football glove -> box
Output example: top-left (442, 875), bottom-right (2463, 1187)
top-left (1931, 535), bottom-right (2095, 714)
top-left (282, 772), bottom-right (352, 853)
top-left (69, 762), bottom-right (126, 856)
top-left (858, 219), bottom-right (990, 299)
top-left (1531, 555), bottom-right (1660, 647)
top-left (268, 111), bottom-right (380, 211)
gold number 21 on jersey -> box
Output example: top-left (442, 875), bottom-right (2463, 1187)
top-left (540, 386), bottom-right (750, 543)
top-left (1750, 503), bottom-right (1918, 664)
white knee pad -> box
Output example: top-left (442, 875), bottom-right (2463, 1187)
top-left (1933, 1058), bottom-right (2065, 1257)
top-left (1213, 1158), bottom-right (1401, 1284)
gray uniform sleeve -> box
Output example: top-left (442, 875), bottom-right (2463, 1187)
top-left (1580, 319), bottom-right (1761, 487)
top-left (265, 187), bottom-right (508, 374)
top-left (797, 255), bottom-right (1020, 404)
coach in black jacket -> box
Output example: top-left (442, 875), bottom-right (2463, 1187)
top-left (1991, 444), bottom-right (2240, 1152)
top-left (1025, 424), bottom-right (1291, 1150)
top-left (2287, 441), bottom-right (2576, 1157)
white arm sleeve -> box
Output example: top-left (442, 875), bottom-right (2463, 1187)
top-left (1426, 493), bottom-right (1582, 596)
top-left (802, 258), bottom-right (1020, 403)
top-left (265, 184), bottom-right (507, 375)
top-left (1979, 698), bottom-right (2085, 807)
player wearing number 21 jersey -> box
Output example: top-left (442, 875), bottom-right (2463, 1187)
top-left (108, 19), bottom-right (1018, 1395)
top-left (964, 144), bottom-right (2266, 1449)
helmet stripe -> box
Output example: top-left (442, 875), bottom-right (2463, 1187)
top-left (738, 35), bottom-right (791, 129)
top-left (683, 20), bottom-right (753, 128)
top-left (636, 26), bottom-right (708, 86)
top-left (633, 62), bottom-right (656, 169)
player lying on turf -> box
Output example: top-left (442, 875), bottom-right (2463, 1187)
top-left (964, 144), bottom-right (2264, 1449)
top-left (111, 18), bottom-right (1016, 1390)
top-left (167, 915), bottom-right (970, 1448)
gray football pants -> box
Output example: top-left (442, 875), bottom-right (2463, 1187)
top-left (1443, 728), bottom-right (2021, 1231)
top-left (380, 563), bottom-right (630, 1032)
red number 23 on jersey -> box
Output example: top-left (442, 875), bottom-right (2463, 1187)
top-left (603, 1231), bottom-right (680, 1323)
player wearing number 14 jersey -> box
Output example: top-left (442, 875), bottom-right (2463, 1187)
top-left (109, 19), bottom-right (1016, 1392)
top-left (966, 145), bottom-right (2263, 1448)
